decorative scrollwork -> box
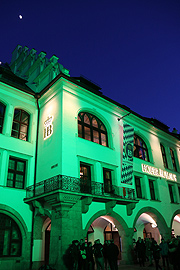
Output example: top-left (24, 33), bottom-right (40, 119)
top-left (26, 174), bottom-right (136, 201)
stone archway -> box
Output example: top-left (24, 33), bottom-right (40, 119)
top-left (133, 207), bottom-right (171, 242)
top-left (170, 210), bottom-right (180, 238)
top-left (0, 204), bottom-right (29, 270)
top-left (84, 210), bottom-right (134, 264)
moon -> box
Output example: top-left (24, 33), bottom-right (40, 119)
top-left (19, 15), bottom-right (23, 19)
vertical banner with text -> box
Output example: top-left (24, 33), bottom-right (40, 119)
top-left (121, 123), bottom-right (134, 185)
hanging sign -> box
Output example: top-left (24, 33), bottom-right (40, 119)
top-left (44, 115), bottom-right (54, 140)
top-left (121, 124), bottom-right (134, 185)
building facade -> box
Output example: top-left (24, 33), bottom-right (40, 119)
top-left (0, 45), bottom-right (180, 270)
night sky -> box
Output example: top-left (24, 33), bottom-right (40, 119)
top-left (1, 0), bottom-right (180, 133)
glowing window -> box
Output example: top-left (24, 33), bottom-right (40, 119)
top-left (78, 112), bottom-right (108, 147)
top-left (0, 102), bottom-right (6, 133)
top-left (160, 144), bottom-right (168, 168)
top-left (134, 134), bottom-right (149, 161)
top-left (11, 109), bottom-right (30, 141)
top-left (0, 213), bottom-right (22, 257)
top-left (7, 157), bottom-right (26, 189)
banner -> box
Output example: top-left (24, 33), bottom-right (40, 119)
top-left (121, 124), bottom-right (134, 185)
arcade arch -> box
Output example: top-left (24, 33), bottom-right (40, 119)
top-left (85, 211), bottom-right (133, 263)
top-left (171, 211), bottom-right (180, 238)
top-left (134, 207), bottom-right (170, 243)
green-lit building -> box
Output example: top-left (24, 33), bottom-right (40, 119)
top-left (0, 45), bottom-right (180, 270)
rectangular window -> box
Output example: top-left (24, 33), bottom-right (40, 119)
top-left (103, 168), bottom-right (113, 194)
top-left (170, 148), bottom-right (177, 172)
top-left (160, 144), bottom-right (168, 168)
top-left (135, 176), bottom-right (142, 198)
top-left (149, 180), bottom-right (156, 200)
top-left (7, 157), bottom-right (26, 189)
top-left (168, 184), bottom-right (175, 203)
top-left (0, 102), bottom-right (6, 134)
top-left (80, 163), bottom-right (91, 193)
top-left (178, 186), bottom-right (180, 200)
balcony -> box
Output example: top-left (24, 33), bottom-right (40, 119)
top-left (25, 174), bottom-right (136, 203)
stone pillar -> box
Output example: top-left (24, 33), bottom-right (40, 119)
top-left (120, 228), bottom-right (134, 264)
top-left (48, 193), bottom-right (82, 270)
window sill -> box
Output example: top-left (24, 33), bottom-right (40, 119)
top-left (170, 202), bottom-right (179, 205)
top-left (137, 197), bottom-right (148, 200)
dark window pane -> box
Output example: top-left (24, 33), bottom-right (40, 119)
top-left (135, 177), bottom-right (142, 198)
top-left (149, 180), bottom-right (155, 200)
top-left (11, 109), bottom-right (29, 141)
top-left (160, 144), bottom-right (168, 168)
top-left (0, 214), bottom-right (22, 257)
top-left (7, 157), bottom-right (26, 189)
top-left (84, 126), bottom-right (91, 141)
top-left (78, 123), bottom-right (82, 138)
top-left (84, 114), bottom-right (90, 124)
top-left (92, 118), bottom-right (98, 127)
top-left (14, 109), bottom-right (21, 121)
top-left (93, 130), bottom-right (99, 144)
top-left (80, 163), bottom-right (91, 193)
top-left (101, 133), bottom-right (107, 146)
top-left (21, 112), bottom-right (29, 124)
top-left (103, 168), bottom-right (112, 193)
top-left (170, 148), bottom-right (177, 172)
top-left (0, 102), bottom-right (6, 133)
top-left (12, 122), bottom-right (20, 132)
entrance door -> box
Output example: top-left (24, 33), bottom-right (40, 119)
top-left (104, 224), bottom-right (121, 260)
top-left (45, 223), bottom-right (51, 264)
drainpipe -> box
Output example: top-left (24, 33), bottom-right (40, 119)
top-left (29, 95), bottom-right (40, 270)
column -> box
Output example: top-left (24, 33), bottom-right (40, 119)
top-left (48, 193), bottom-right (82, 270)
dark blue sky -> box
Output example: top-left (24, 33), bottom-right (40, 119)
top-left (1, 0), bottom-right (180, 133)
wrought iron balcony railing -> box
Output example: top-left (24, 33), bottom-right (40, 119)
top-left (26, 174), bottom-right (136, 201)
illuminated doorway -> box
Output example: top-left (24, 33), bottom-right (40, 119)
top-left (87, 216), bottom-right (122, 260)
top-left (134, 213), bottom-right (161, 243)
top-left (172, 215), bottom-right (180, 237)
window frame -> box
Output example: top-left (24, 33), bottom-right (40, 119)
top-left (135, 176), bottom-right (143, 199)
top-left (11, 108), bottom-right (30, 141)
top-left (0, 101), bottom-right (6, 134)
top-left (78, 112), bottom-right (108, 147)
top-left (168, 184), bottom-right (175, 203)
top-left (170, 148), bottom-right (177, 172)
top-left (160, 143), bottom-right (168, 169)
top-left (7, 157), bottom-right (26, 189)
top-left (0, 213), bottom-right (22, 257)
top-left (103, 168), bottom-right (113, 194)
top-left (80, 162), bottom-right (91, 194)
top-left (134, 134), bottom-right (149, 161)
top-left (149, 179), bottom-right (156, 200)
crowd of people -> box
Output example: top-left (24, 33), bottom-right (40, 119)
top-left (64, 238), bottom-right (119, 270)
top-left (133, 236), bottom-right (180, 270)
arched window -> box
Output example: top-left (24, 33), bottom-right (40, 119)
top-left (0, 213), bottom-right (22, 257)
top-left (11, 109), bottom-right (30, 141)
top-left (78, 112), bottom-right (108, 147)
top-left (134, 134), bottom-right (149, 161)
top-left (0, 101), bottom-right (6, 133)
